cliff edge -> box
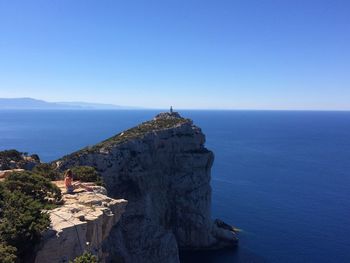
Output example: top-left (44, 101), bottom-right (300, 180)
top-left (56, 112), bottom-right (237, 262)
top-left (35, 182), bottom-right (127, 262)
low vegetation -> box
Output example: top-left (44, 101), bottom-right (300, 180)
top-left (33, 163), bottom-right (62, 181)
top-left (0, 149), bottom-right (24, 170)
top-left (97, 117), bottom-right (189, 148)
top-left (0, 149), bottom-right (23, 162)
top-left (62, 116), bottom-right (190, 160)
top-left (70, 166), bottom-right (103, 185)
top-left (4, 171), bottom-right (62, 205)
top-left (70, 251), bottom-right (98, 263)
top-left (0, 149), bottom-right (40, 170)
top-left (0, 171), bottom-right (62, 262)
top-left (0, 151), bottom-right (104, 262)
top-left (0, 242), bottom-right (17, 263)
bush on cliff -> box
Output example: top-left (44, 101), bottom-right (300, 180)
top-left (0, 149), bottom-right (40, 171)
top-left (70, 251), bottom-right (98, 263)
top-left (0, 149), bottom-right (23, 170)
top-left (0, 172), bottom-right (62, 262)
top-left (33, 163), bottom-right (62, 181)
top-left (71, 166), bottom-right (103, 185)
top-left (3, 171), bottom-right (62, 205)
top-left (0, 149), bottom-right (22, 162)
top-left (0, 242), bottom-right (17, 263)
top-left (0, 189), bottom-right (50, 260)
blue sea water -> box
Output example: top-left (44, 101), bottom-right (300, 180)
top-left (1, 110), bottom-right (350, 263)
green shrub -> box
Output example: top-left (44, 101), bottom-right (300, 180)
top-left (33, 163), bottom-right (62, 180)
top-left (0, 190), bottom-right (50, 260)
top-left (0, 149), bottom-right (23, 170)
top-left (0, 172), bottom-right (61, 262)
top-left (0, 242), bottom-right (17, 263)
top-left (4, 171), bottom-right (62, 205)
top-left (70, 166), bottom-right (103, 185)
top-left (0, 149), bottom-right (41, 171)
top-left (0, 149), bottom-right (22, 162)
top-left (70, 251), bottom-right (98, 263)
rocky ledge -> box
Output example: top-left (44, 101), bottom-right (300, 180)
top-left (35, 182), bottom-right (127, 263)
top-left (55, 112), bottom-right (238, 262)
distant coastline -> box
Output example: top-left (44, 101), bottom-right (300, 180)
top-left (1, 98), bottom-right (349, 112)
top-left (0, 97), bottom-right (142, 110)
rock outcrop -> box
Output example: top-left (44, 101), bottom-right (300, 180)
top-left (56, 112), bottom-right (237, 262)
top-left (0, 149), bottom-right (40, 171)
top-left (35, 182), bottom-right (127, 263)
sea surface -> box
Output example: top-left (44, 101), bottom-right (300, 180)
top-left (1, 110), bottom-right (350, 263)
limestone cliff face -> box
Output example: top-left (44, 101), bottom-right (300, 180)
top-left (35, 183), bottom-right (127, 263)
top-left (56, 112), bottom-right (237, 262)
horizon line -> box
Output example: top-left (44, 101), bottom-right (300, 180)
top-left (0, 97), bottom-right (349, 112)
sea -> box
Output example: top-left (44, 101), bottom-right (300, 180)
top-left (1, 110), bottom-right (350, 263)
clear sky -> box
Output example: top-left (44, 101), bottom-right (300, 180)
top-left (0, 0), bottom-right (349, 110)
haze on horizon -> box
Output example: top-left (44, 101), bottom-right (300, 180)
top-left (0, 0), bottom-right (349, 110)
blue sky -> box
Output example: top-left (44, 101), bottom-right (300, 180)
top-left (0, 0), bottom-right (349, 109)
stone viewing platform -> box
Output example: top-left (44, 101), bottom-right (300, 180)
top-left (35, 181), bottom-right (127, 263)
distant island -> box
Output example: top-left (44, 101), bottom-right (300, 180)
top-left (0, 98), bottom-right (142, 110)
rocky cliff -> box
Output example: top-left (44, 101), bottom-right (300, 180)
top-left (35, 182), bottom-right (127, 263)
top-left (56, 112), bottom-right (237, 262)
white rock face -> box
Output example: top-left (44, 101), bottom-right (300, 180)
top-left (57, 113), bottom-right (237, 262)
top-left (35, 183), bottom-right (127, 263)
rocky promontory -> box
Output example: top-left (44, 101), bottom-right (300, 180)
top-left (0, 149), bottom-right (40, 171)
top-left (35, 182), bottom-right (127, 263)
top-left (55, 112), bottom-right (237, 262)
